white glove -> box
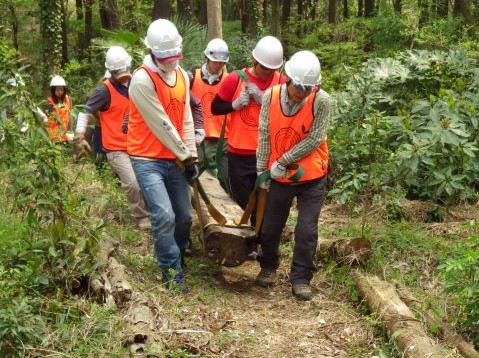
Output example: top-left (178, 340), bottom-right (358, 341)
top-left (36, 107), bottom-right (48, 123)
top-left (247, 83), bottom-right (264, 105)
top-left (270, 161), bottom-right (287, 180)
top-left (232, 89), bottom-right (250, 110)
top-left (257, 171), bottom-right (270, 190)
top-left (195, 128), bottom-right (205, 144)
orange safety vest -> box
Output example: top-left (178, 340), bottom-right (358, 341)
top-left (191, 68), bottom-right (229, 139)
top-left (267, 85), bottom-right (329, 183)
top-left (46, 95), bottom-right (71, 142)
top-left (228, 69), bottom-right (281, 151)
top-left (99, 79), bottom-right (129, 151)
top-left (127, 66), bottom-right (187, 159)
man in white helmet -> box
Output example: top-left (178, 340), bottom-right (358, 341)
top-left (73, 46), bottom-right (151, 230)
top-left (127, 19), bottom-right (198, 293)
top-left (255, 50), bottom-right (331, 301)
top-left (211, 36), bottom-right (286, 259)
top-left (189, 38), bottom-right (230, 189)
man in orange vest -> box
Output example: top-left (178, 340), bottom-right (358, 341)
top-left (190, 38), bottom-right (230, 189)
top-left (73, 46), bottom-right (150, 230)
top-left (211, 36), bottom-right (287, 258)
top-left (255, 51), bottom-right (331, 301)
top-left (127, 19), bottom-right (198, 293)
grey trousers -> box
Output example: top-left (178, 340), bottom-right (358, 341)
top-left (106, 151), bottom-right (149, 220)
top-left (258, 176), bottom-right (327, 285)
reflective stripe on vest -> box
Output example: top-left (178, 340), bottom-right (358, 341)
top-left (47, 95), bottom-right (71, 142)
top-left (191, 68), bottom-right (229, 139)
top-left (127, 66), bottom-right (187, 159)
top-left (268, 85), bottom-right (329, 183)
top-left (100, 79), bottom-right (129, 151)
top-left (228, 70), bottom-right (281, 151)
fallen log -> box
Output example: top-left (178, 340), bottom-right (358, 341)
top-left (397, 286), bottom-right (479, 358)
top-left (352, 272), bottom-right (451, 358)
top-left (194, 171), bottom-right (256, 267)
top-left (317, 237), bottom-right (372, 265)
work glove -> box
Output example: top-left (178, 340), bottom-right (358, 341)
top-left (183, 160), bottom-right (199, 184)
top-left (194, 128), bottom-right (205, 145)
top-left (257, 171), bottom-right (271, 191)
top-left (246, 83), bottom-right (264, 105)
top-left (232, 89), bottom-right (250, 111)
top-left (73, 133), bottom-right (91, 159)
top-left (270, 161), bottom-right (287, 180)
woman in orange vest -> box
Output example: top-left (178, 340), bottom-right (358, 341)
top-left (45, 75), bottom-right (71, 142)
top-left (255, 51), bottom-right (331, 302)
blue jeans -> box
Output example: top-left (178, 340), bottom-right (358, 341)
top-left (130, 158), bottom-right (192, 278)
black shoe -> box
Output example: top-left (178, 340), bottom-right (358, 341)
top-left (255, 269), bottom-right (277, 287)
top-left (292, 284), bottom-right (312, 301)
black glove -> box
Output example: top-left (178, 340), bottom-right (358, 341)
top-left (184, 163), bottom-right (199, 184)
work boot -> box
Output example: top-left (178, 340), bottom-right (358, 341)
top-left (292, 284), bottom-right (313, 301)
top-left (255, 269), bottom-right (277, 287)
top-left (137, 217), bottom-right (151, 231)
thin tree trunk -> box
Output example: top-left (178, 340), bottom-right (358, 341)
top-left (198, 1), bottom-right (207, 25)
top-left (393, 0), bottom-right (402, 12)
top-left (177, 0), bottom-right (194, 16)
top-left (7, 4), bottom-right (19, 51)
top-left (328, 0), bottom-right (337, 23)
top-left (364, 0), bottom-right (374, 16)
top-left (76, 0), bottom-right (83, 20)
top-left (61, 0), bottom-right (68, 65)
top-left (152, 0), bottom-right (171, 20)
top-left (84, 0), bottom-right (93, 50)
top-left (271, 0), bottom-right (280, 36)
top-left (207, 0), bottom-right (222, 39)
top-left (240, 0), bottom-right (248, 33)
top-left (281, 0), bottom-right (292, 26)
top-left (101, 0), bottom-right (121, 29)
top-left (357, 0), bottom-right (364, 16)
top-left (343, 0), bottom-right (349, 18)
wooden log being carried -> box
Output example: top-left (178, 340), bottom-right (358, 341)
top-left (352, 272), bottom-right (453, 358)
top-left (194, 172), bottom-right (256, 267)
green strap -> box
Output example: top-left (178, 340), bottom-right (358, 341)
top-left (255, 165), bottom-right (305, 188)
top-left (236, 69), bottom-right (249, 82)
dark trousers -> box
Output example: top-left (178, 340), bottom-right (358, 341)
top-left (227, 152), bottom-right (257, 226)
top-left (258, 176), bottom-right (327, 285)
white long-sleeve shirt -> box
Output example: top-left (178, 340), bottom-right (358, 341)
top-left (129, 55), bottom-right (197, 161)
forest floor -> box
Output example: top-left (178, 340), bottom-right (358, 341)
top-left (111, 198), bottom-right (478, 358)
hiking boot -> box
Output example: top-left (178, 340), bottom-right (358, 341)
top-left (292, 284), bottom-right (313, 301)
top-left (255, 269), bottom-right (277, 287)
top-left (137, 217), bottom-right (151, 231)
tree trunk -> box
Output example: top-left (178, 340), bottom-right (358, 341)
top-left (281, 0), bottom-right (292, 27)
top-left (317, 237), bottom-right (372, 265)
top-left (247, 0), bottom-right (262, 37)
top-left (7, 4), bottom-right (19, 51)
top-left (198, 1), bottom-right (207, 25)
top-left (152, 0), bottom-right (171, 20)
top-left (357, 0), bottom-right (363, 16)
top-left (436, 0), bottom-right (448, 16)
top-left (39, 0), bottom-right (63, 76)
top-left (343, 0), bottom-right (349, 18)
top-left (352, 272), bottom-right (448, 358)
top-left (454, 0), bottom-right (473, 23)
top-left (84, 0), bottom-right (93, 50)
top-left (328, 0), bottom-right (337, 24)
top-left (207, 0), bottom-right (222, 39)
top-left (271, 0), bottom-right (280, 36)
top-left (364, 0), bottom-right (374, 16)
top-left (177, 0), bottom-right (193, 16)
top-left (392, 0), bottom-right (401, 12)
top-left (100, 0), bottom-right (121, 29)
top-left (76, 0), bottom-right (83, 20)
top-left (61, 0), bottom-right (68, 65)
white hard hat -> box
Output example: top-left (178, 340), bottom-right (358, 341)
top-left (284, 50), bottom-right (322, 88)
top-left (252, 36), bottom-right (283, 69)
top-left (50, 75), bottom-right (66, 87)
top-left (144, 19), bottom-right (183, 62)
top-left (204, 38), bottom-right (229, 63)
top-left (105, 46), bottom-right (132, 72)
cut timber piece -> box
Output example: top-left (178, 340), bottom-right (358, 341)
top-left (204, 225), bottom-right (257, 267)
top-left (318, 237), bottom-right (372, 265)
top-left (195, 171), bottom-right (256, 267)
top-left (352, 272), bottom-right (450, 358)
top-left (397, 286), bottom-right (479, 358)
top-left (108, 257), bottom-right (133, 304)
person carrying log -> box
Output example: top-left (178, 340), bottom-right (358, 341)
top-left (189, 38), bottom-right (230, 190)
top-left (73, 46), bottom-right (151, 231)
top-left (255, 50), bottom-right (331, 301)
top-left (127, 19), bottom-right (198, 294)
top-left (211, 36), bottom-right (287, 259)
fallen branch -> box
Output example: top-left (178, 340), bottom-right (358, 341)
top-left (352, 271), bottom-right (449, 358)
